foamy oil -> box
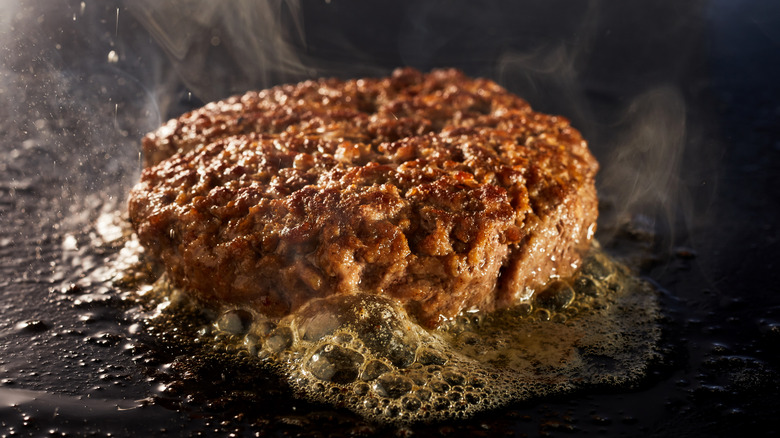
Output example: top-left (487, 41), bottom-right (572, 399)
top-left (112, 239), bottom-right (661, 424)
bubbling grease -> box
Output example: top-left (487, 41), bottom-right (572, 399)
top-left (118, 242), bottom-right (660, 424)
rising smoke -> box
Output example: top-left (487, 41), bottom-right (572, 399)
top-left (0, 0), bottom-right (715, 256)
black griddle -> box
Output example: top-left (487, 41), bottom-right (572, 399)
top-left (1, 0), bottom-right (779, 436)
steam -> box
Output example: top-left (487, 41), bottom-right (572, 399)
top-left (498, 48), bottom-right (693, 253)
top-left (596, 88), bottom-right (692, 250)
top-left (0, 0), bottom-right (158, 234)
top-left (490, 2), bottom-right (714, 256)
top-left (0, 0), bottom-right (717, 426)
top-left (0, 0), bottom-right (714, 261)
top-left (126, 0), bottom-right (310, 103)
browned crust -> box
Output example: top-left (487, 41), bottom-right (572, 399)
top-left (129, 68), bottom-right (598, 327)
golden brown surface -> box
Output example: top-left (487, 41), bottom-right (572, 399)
top-left (128, 68), bottom-right (598, 327)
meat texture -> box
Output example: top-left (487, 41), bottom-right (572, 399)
top-left (128, 68), bottom-right (599, 327)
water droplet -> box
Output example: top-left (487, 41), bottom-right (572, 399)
top-left (15, 320), bottom-right (49, 333)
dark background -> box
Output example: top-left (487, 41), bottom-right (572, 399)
top-left (1, 0), bottom-right (779, 436)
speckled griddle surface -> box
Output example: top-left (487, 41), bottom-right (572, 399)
top-left (1, 1), bottom-right (778, 436)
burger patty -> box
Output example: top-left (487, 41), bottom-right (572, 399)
top-left (128, 68), bottom-right (598, 327)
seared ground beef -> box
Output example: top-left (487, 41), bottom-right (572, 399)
top-left (128, 68), bottom-right (598, 327)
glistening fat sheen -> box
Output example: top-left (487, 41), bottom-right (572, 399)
top-left (128, 68), bottom-right (598, 327)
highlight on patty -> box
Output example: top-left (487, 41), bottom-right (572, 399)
top-left (128, 68), bottom-right (598, 327)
